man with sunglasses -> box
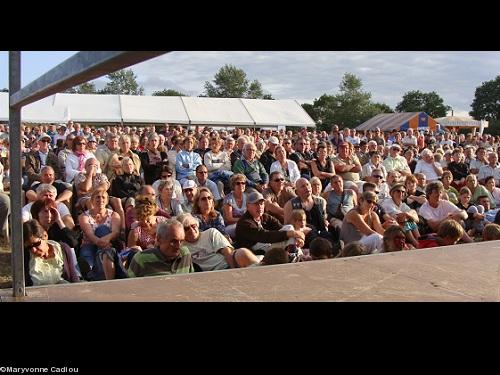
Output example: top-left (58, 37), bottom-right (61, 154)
top-left (382, 144), bottom-right (411, 178)
top-left (24, 133), bottom-right (61, 187)
top-left (128, 219), bottom-right (194, 278)
top-left (177, 213), bottom-right (259, 271)
top-left (262, 171), bottom-right (296, 223)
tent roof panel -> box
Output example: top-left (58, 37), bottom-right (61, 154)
top-left (356, 112), bottom-right (420, 131)
top-left (53, 93), bottom-right (122, 122)
top-left (241, 99), bottom-right (315, 127)
top-left (120, 95), bottom-right (190, 124)
top-left (181, 97), bottom-right (255, 126)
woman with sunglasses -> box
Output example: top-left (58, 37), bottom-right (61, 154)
top-left (64, 135), bottom-right (93, 183)
top-left (222, 174), bottom-right (248, 239)
top-left (23, 219), bottom-right (79, 286)
top-left (270, 145), bottom-right (300, 188)
top-left (30, 198), bottom-right (79, 249)
top-left (152, 165), bottom-right (183, 199)
top-left (340, 191), bottom-right (385, 254)
top-left (192, 187), bottom-right (227, 235)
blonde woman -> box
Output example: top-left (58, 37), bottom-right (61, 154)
top-left (127, 195), bottom-right (167, 252)
top-left (78, 189), bottom-right (124, 281)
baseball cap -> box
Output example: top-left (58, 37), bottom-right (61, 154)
top-left (247, 191), bottom-right (265, 204)
top-left (390, 183), bottom-right (406, 194)
top-left (391, 144), bottom-right (401, 150)
top-left (268, 136), bottom-right (279, 145)
top-left (182, 180), bottom-right (197, 190)
top-left (38, 133), bottom-right (52, 142)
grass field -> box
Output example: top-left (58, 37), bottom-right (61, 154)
top-left (0, 245), bottom-right (12, 289)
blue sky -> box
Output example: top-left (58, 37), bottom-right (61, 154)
top-left (2, 51), bottom-right (499, 117)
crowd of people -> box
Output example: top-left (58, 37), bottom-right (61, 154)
top-left (2, 120), bottom-right (500, 287)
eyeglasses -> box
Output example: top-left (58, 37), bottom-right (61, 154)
top-left (76, 142), bottom-right (86, 145)
top-left (24, 240), bottom-right (42, 252)
top-left (373, 175), bottom-right (383, 179)
top-left (183, 223), bottom-right (198, 231)
top-left (200, 196), bottom-right (213, 201)
top-left (161, 174), bottom-right (172, 178)
top-left (366, 200), bottom-right (377, 205)
top-left (235, 181), bottom-right (246, 185)
top-left (40, 139), bottom-right (50, 143)
top-left (273, 178), bottom-right (285, 182)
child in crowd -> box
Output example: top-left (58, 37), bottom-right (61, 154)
top-left (281, 209), bottom-right (312, 262)
top-left (418, 219), bottom-right (465, 249)
top-left (309, 237), bottom-right (335, 259)
top-left (483, 223), bottom-right (500, 241)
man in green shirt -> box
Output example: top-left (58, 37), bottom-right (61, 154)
top-left (128, 219), bottom-right (194, 277)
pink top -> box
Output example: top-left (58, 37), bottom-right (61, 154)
top-left (130, 216), bottom-right (167, 249)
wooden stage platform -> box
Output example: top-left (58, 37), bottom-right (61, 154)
top-left (2, 241), bottom-right (500, 302)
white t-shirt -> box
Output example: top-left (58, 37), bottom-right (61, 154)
top-left (22, 201), bottom-right (70, 222)
top-left (402, 136), bottom-right (417, 146)
top-left (185, 228), bottom-right (232, 271)
top-left (419, 200), bottom-right (462, 222)
top-left (414, 160), bottom-right (441, 182)
top-left (381, 198), bottom-right (412, 217)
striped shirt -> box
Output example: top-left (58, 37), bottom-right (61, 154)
top-left (128, 247), bottom-right (194, 278)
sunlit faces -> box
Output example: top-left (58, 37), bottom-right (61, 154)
top-left (183, 220), bottom-right (200, 242)
top-left (247, 199), bottom-right (265, 218)
top-left (159, 225), bottom-right (185, 258)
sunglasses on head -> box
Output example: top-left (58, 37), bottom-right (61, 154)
top-left (24, 240), bottom-right (42, 252)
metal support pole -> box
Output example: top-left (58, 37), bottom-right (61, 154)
top-left (9, 51), bottom-right (25, 297)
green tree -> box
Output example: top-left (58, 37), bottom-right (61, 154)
top-left (470, 75), bottom-right (500, 121)
top-left (470, 76), bottom-right (500, 135)
top-left (100, 69), bottom-right (144, 95)
top-left (152, 89), bottom-right (186, 96)
top-left (396, 90), bottom-right (450, 117)
top-left (203, 64), bottom-right (273, 99)
top-left (371, 102), bottom-right (394, 113)
top-left (64, 82), bottom-right (97, 94)
top-left (306, 73), bottom-right (383, 130)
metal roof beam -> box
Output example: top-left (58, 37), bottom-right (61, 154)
top-left (10, 51), bottom-right (168, 109)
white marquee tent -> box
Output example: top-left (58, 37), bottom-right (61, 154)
top-left (0, 92), bottom-right (315, 127)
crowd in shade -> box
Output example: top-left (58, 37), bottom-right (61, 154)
top-left (2, 120), bottom-right (500, 286)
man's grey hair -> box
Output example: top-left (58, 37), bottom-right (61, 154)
top-left (176, 213), bottom-right (198, 227)
top-left (157, 219), bottom-right (183, 240)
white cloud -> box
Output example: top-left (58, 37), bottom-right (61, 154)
top-left (127, 51), bottom-right (500, 114)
